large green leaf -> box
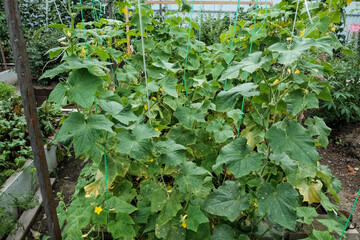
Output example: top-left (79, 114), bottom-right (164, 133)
top-left (215, 83), bottom-right (260, 112)
top-left (296, 207), bottom-right (318, 225)
top-left (213, 138), bottom-right (263, 178)
top-left (159, 76), bottom-right (178, 98)
top-left (186, 205), bottom-right (209, 232)
top-left (211, 62), bottom-right (225, 80)
top-left (257, 182), bottom-right (299, 230)
top-left (64, 55), bottom-right (112, 70)
top-left (108, 197), bottom-right (137, 214)
top-left (153, 59), bottom-right (182, 73)
top-left (132, 123), bottom-right (160, 140)
top-left (210, 224), bottom-right (237, 240)
top-left (219, 62), bottom-right (241, 81)
top-left (49, 82), bottom-right (67, 105)
top-left (271, 153), bottom-right (297, 172)
top-left (56, 112), bottom-right (113, 156)
top-left (155, 220), bottom-right (186, 240)
top-left (65, 229), bottom-right (83, 240)
top-left (40, 63), bottom-right (70, 80)
top-left (167, 124), bottom-right (196, 145)
top-left (303, 16), bottom-right (331, 38)
top-left (175, 162), bottom-right (212, 198)
top-left (99, 100), bottom-right (139, 125)
top-left (156, 139), bottom-right (187, 166)
top-left (206, 119), bottom-right (234, 143)
top-left (117, 64), bottom-right (138, 83)
top-left (265, 119), bottom-right (319, 165)
top-left (203, 181), bottom-right (249, 222)
top-left (237, 52), bottom-right (270, 73)
top-left (108, 219), bottom-right (136, 238)
top-left (268, 37), bottom-right (334, 65)
top-left (115, 130), bottom-right (152, 160)
top-left (186, 223), bottom-right (211, 240)
top-left (157, 191), bottom-right (183, 226)
top-left (174, 106), bottom-right (205, 129)
top-left (99, 153), bottom-right (130, 184)
top-left (303, 230), bottom-right (336, 240)
top-left (285, 90), bottom-right (319, 116)
top-left (317, 218), bottom-right (343, 235)
top-left (67, 69), bottom-right (103, 109)
top-left (305, 117), bottom-right (331, 147)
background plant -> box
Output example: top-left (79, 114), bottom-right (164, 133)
top-left (0, 82), bottom-right (15, 101)
top-left (316, 36), bottom-right (360, 124)
top-left (0, 85), bottom-right (61, 186)
top-left (40, 0), bottom-right (352, 239)
top-left (0, 206), bottom-right (17, 237)
top-left (0, 193), bottom-right (39, 238)
top-left (0, 97), bottom-right (32, 185)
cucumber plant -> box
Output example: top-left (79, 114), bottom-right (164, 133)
top-left (42, 0), bottom-right (351, 238)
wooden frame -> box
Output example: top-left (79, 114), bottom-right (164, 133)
top-left (146, 1), bottom-right (273, 6)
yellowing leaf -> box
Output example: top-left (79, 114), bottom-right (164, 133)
top-left (296, 180), bottom-right (323, 204)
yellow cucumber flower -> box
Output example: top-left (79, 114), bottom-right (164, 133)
top-left (94, 206), bottom-right (103, 215)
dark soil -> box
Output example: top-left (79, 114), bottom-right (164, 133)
top-left (25, 153), bottom-right (87, 239)
top-left (25, 123), bottom-right (360, 237)
top-left (318, 122), bottom-right (360, 231)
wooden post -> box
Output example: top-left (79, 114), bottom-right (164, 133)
top-left (3, 1), bottom-right (62, 239)
top-left (0, 39), bottom-right (7, 70)
top-left (159, 0), bottom-right (162, 16)
top-left (125, 6), bottom-right (131, 54)
top-left (108, 0), bottom-right (114, 19)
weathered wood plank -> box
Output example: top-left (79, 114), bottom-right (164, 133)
top-left (146, 0), bottom-right (273, 6)
top-left (3, 0), bottom-right (61, 239)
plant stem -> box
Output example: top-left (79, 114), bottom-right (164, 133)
top-left (256, 228), bottom-right (270, 240)
top-left (254, 213), bottom-right (268, 226)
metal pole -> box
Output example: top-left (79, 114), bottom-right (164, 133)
top-left (3, 1), bottom-right (61, 239)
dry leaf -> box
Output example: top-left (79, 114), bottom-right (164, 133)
top-left (347, 165), bottom-right (356, 175)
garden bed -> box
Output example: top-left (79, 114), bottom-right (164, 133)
top-left (318, 122), bottom-right (360, 232)
top-left (33, 83), bottom-right (57, 107)
top-left (0, 145), bottom-right (58, 239)
top-left (26, 156), bottom-right (88, 239)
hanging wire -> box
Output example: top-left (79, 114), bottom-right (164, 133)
top-left (183, 0), bottom-right (196, 107)
top-left (236, 0), bottom-right (259, 137)
top-left (53, 1), bottom-right (64, 24)
top-left (224, 0), bottom-right (242, 91)
top-left (91, 0), bottom-right (118, 87)
top-left (304, 0), bottom-right (313, 24)
top-left (137, 0), bottom-right (152, 123)
top-left (291, 0), bottom-right (300, 38)
top-left (198, 0), bottom-right (202, 55)
top-left (256, 0), bottom-right (268, 34)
